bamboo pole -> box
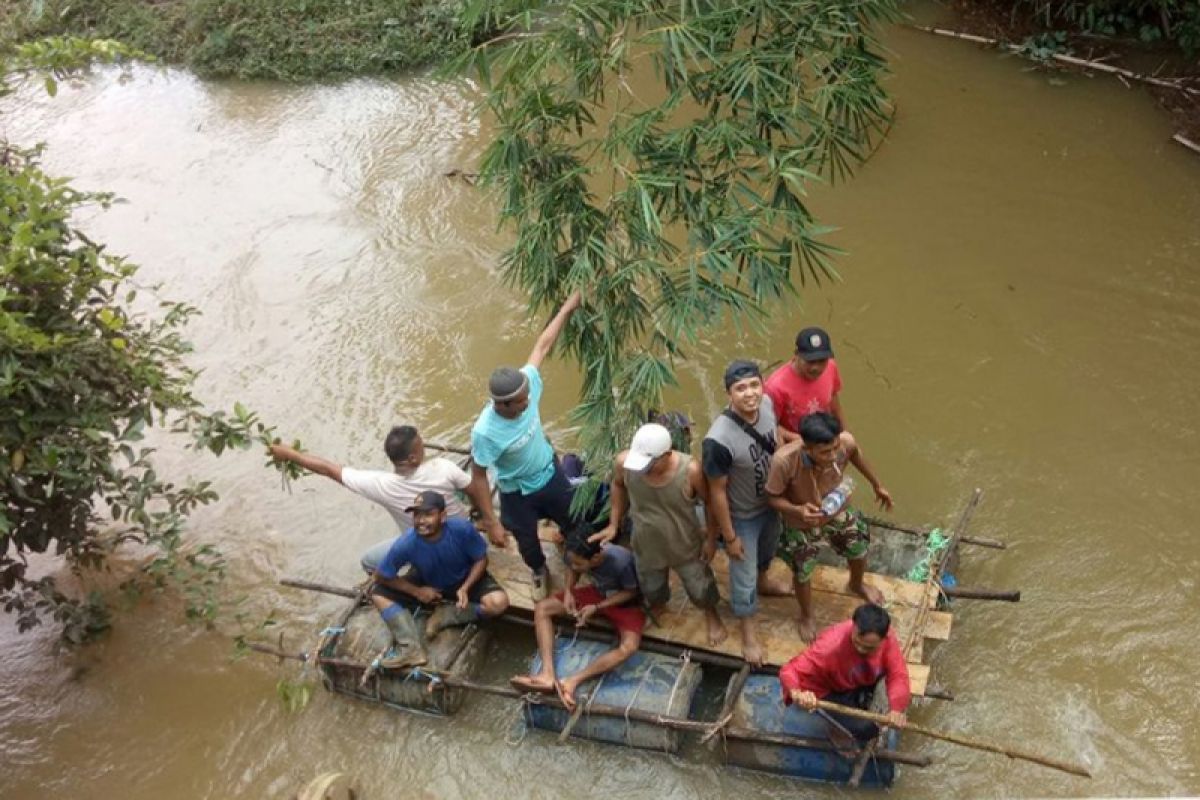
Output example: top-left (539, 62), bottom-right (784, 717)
top-left (908, 24), bottom-right (1200, 96)
top-left (942, 586), bottom-right (1021, 602)
top-left (700, 664), bottom-right (751, 745)
top-left (425, 441), bottom-right (472, 456)
top-left (812, 699), bottom-right (1090, 778)
top-left (863, 516), bottom-right (1007, 550)
top-left (1173, 133), bottom-right (1200, 155)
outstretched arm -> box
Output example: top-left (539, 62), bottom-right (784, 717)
top-left (526, 291), bottom-right (582, 369)
top-left (269, 444), bottom-right (342, 483)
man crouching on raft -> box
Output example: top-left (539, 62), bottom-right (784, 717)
top-left (780, 603), bottom-right (909, 745)
top-left (510, 529), bottom-right (645, 711)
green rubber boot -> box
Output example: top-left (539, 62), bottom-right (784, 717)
top-left (425, 604), bottom-right (480, 640)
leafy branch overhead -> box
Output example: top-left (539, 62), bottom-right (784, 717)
top-left (449, 0), bottom-right (899, 489)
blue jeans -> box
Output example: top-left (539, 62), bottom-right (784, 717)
top-left (727, 510), bottom-right (781, 618)
top-left (360, 538), bottom-right (393, 574)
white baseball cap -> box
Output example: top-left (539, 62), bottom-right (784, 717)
top-left (623, 423), bottom-right (673, 472)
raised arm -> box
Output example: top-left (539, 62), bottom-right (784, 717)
top-left (526, 290), bottom-right (582, 369)
top-left (269, 443), bottom-right (342, 483)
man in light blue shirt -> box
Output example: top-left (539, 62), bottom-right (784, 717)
top-left (470, 291), bottom-right (582, 599)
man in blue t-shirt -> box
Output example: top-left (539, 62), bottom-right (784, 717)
top-left (469, 290), bottom-right (583, 600)
top-left (370, 491), bottom-right (510, 668)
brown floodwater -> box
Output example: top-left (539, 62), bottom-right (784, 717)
top-left (2, 19), bottom-right (1199, 800)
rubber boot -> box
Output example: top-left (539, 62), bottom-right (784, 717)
top-left (425, 604), bottom-right (480, 640)
top-left (379, 606), bottom-right (427, 669)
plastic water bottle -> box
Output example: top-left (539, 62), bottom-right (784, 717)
top-left (820, 476), bottom-right (855, 516)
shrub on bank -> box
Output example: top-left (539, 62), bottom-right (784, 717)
top-left (0, 0), bottom-right (475, 80)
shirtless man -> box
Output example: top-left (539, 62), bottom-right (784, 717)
top-left (765, 411), bottom-right (893, 642)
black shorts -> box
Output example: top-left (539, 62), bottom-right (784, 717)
top-left (373, 571), bottom-right (502, 608)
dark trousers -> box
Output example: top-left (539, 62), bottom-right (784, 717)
top-left (824, 685), bottom-right (880, 741)
top-left (499, 461), bottom-right (578, 572)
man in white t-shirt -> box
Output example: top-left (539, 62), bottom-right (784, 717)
top-left (269, 426), bottom-right (498, 572)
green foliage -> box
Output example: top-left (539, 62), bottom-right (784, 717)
top-left (449, 0), bottom-right (899, 494)
top-left (1, 0), bottom-right (481, 81)
top-left (1, 42), bottom-right (300, 641)
top-left (1013, 1), bottom-right (1200, 56)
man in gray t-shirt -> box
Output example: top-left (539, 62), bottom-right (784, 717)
top-left (702, 359), bottom-right (788, 666)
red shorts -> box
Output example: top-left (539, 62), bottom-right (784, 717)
top-left (555, 585), bottom-right (645, 635)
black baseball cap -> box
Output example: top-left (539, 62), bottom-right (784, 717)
top-left (795, 327), bottom-right (833, 361)
top-left (723, 359), bottom-right (762, 389)
top-left (404, 490), bottom-right (446, 514)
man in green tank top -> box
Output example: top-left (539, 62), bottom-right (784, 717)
top-left (592, 423), bottom-right (728, 646)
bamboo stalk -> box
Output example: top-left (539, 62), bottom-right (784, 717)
top-left (863, 516), bottom-right (1007, 550)
top-left (425, 441), bottom-right (472, 456)
top-left (812, 699), bottom-right (1091, 778)
top-left (942, 586), bottom-right (1021, 602)
top-left (908, 24), bottom-right (1200, 96)
top-left (1173, 133), bottom-right (1200, 155)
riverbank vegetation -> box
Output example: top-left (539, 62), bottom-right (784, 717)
top-left (0, 0), bottom-right (476, 81)
top-left (949, 1), bottom-right (1200, 139)
top-left (1, 39), bottom-right (301, 641)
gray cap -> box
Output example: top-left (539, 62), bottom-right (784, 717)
top-left (489, 367), bottom-right (528, 401)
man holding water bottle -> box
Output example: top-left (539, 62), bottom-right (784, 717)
top-left (765, 411), bottom-right (894, 643)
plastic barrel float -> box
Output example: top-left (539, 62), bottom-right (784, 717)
top-left (723, 674), bottom-right (899, 787)
top-left (523, 637), bottom-right (702, 751)
top-left (318, 602), bottom-right (492, 715)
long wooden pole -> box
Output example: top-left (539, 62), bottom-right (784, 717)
top-left (863, 516), bottom-right (1007, 550)
top-left (812, 700), bottom-right (1091, 778)
top-left (908, 24), bottom-right (1200, 96)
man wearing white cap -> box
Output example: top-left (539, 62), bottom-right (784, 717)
top-left (592, 423), bottom-right (728, 646)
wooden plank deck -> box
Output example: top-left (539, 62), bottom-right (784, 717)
top-left (487, 536), bottom-right (949, 697)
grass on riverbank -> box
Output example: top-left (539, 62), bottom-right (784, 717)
top-left (0, 0), bottom-right (476, 80)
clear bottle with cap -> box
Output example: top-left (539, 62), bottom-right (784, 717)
top-left (820, 475), bottom-right (856, 517)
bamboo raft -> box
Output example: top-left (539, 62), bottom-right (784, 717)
top-left (251, 489), bottom-right (1067, 787)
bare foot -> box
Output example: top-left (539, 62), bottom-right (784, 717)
top-left (705, 609), bottom-right (728, 646)
top-left (796, 615), bottom-right (818, 643)
top-left (556, 678), bottom-right (577, 712)
top-left (757, 575), bottom-right (793, 596)
top-left (510, 674), bottom-right (555, 694)
top-left (850, 579), bottom-right (884, 606)
top-left (740, 619), bottom-right (765, 666)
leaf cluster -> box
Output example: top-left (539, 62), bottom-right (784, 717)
top-left (447, 0), bottom-right (898, 495)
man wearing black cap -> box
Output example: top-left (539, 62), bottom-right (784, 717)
top-left (370, 491), bottom-right (510, 668)
top-left (765, 326), bottom-right (846, 443)
top-left (468, 291), bottom-right (583, 600)
top-left (702, 359), bottom-right (789, 666)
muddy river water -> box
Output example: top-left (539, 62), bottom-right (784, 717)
top-left (2, 19), bottom-right (1199, 800)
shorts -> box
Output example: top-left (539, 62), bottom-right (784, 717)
top-left (555, 585), bottom-right (645, 635)
top-left (636, 559), bottom-right (720, 610)
top-left (373, 571), bottom-right (503, 608)
top-left (779, 507), bottom-right (871, 583)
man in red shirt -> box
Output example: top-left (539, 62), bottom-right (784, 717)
top-left (765, 326), bottom-right (845, 443)
top-left (779, 604), bottom-right (909, 741)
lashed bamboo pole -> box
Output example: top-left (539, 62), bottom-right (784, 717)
top-left (812, 699), bottom-right (1090, 778)
top-left (863, 516), bottom-right (1007, 549)
top-left (908, 24), bottom-right (1200, 96)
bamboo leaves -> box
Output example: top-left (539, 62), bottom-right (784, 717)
top-left (447, 0), bottom-right (898, 491)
